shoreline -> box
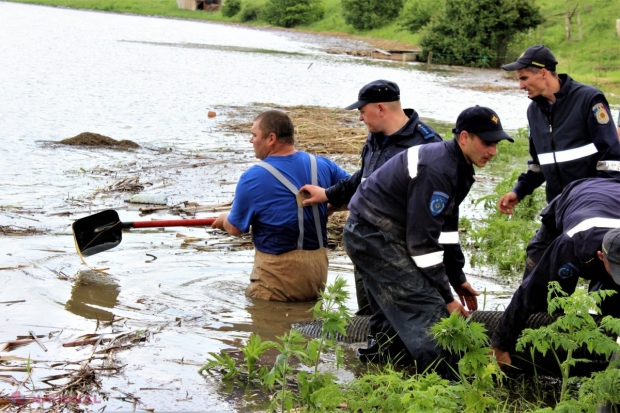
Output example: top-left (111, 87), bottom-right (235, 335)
top-left (5, 0), bottom-right (619, 102)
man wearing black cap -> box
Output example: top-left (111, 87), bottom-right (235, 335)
top-left (342, 106), bottom-right (513, 374)
top-left (490, 177), bottom-right (620, 368)
top-left (299, 79), bottom-right (442, 315)
top-left (497, 45), bottom-right (620, 214)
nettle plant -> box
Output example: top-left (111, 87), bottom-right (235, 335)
top-left (517, 282), bottom-right (620, 408)
top-left (199, 276), bottom-right (351, 412)
top-left (431, 311), bottom-right (506, 412)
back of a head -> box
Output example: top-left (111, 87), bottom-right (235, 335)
top-left (345, 79), bottom-right (400, 110)
top-left (256, 110), bottom-right (295, 145)
top-left (603, 228), bottom-right (620, 284)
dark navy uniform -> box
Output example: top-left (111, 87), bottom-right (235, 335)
top-left (492, 178), bottom-right (620, 352)
top-left (343, 138), bottom-right (474, 373)
top-left (513, 75), bottom-right (620, 203)
top-left (325, 108), bottom-right (441, 314)
top-left (325, 109), bottom-right (442, 208)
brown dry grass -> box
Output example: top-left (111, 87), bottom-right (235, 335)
top-left (220, 104), bottom-right (368, 155)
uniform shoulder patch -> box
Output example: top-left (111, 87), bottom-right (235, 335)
top-left (558, 263), bottom-right (580, 279)
top-left (592, 103), bottom-right (610, 124)
top-left (430, 191), bottom-right (449, 216)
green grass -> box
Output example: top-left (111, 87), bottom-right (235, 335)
top-left (6, 0), bottom-right (620, 98)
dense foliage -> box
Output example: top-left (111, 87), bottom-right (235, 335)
top-left (239, 1), bottom-right (262, 22)
top-left (416, 0), bottom-right (544, 67)
top-left (262, 0), bottom-right (325, 28)
top-left (400, 0), bottom-right (443, 34)
top-left (221, 0), bottom-right (241, 17)
top-left (340, 0), bottom-right (404, 31)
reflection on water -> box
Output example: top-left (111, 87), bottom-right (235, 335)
top-left (65, 270), bottom-right (120, 321)
top-left (243, 298), bottom-right (317, 340)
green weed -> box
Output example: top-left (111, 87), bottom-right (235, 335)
top-left (517, 282), bottom-right (620, 404)
top-left (198, 276), bottom-right (351, 411)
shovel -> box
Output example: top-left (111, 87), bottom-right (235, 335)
top-left (72, 209), bottom-right (216, 257)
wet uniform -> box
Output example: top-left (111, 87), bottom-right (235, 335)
top-left (325, 109), bottom-right (442, 313)
top-left (512, 75), bottom-right (620, 203)
top-left (492, 178), bottom-right (620, 352)
top-left (343, 138), bottom-right (474, 373)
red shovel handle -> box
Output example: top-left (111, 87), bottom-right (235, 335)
top-left (128, 218), bottom-right (216, 229)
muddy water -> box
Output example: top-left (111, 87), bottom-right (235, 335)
top-left (0, 2), bottom-right (540, 411)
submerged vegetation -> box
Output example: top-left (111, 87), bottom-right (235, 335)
top-left (201, 279), bottom-right (620, 412)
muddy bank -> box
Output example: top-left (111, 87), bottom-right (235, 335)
top-left (0, 101), bottom-right (513, 412)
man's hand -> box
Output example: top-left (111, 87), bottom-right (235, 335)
top-left (446, 300), bottom-right (470, 317)
top-left (453, 282), bottom-right (479, 311)
top-left (211, 212), bottom-right (242, 236)
top-left (299, 184), bottom-right (328, 205)
top-left (497, 192), bottom-right (520, 215)
top-left (489, 344), bottom-right (512, 370)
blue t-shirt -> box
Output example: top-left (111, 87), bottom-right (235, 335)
top-left (227, 151), bottom-right (350, 255)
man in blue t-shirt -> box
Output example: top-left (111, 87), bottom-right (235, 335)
top-left (212, 110), bottom-right (350, 301)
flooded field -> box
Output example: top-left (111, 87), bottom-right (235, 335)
top-left (0, 2), bottom-right (558, 411)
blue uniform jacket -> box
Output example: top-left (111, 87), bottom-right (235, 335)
top-left (348, 138), bottom-right (475, 303)
top-left (492, 177), bottom-right (620, 352)
top-left (513, 75), bottom-right (620, 203)
top-left (325, 108), bottom-right (442, 208)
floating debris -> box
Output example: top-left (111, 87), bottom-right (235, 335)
top-left (59, 132), bottom-right (140, 149)
top-left (0, 225), bottom-right (48, 236)
top-left (218, 104), bottom-right (368, 155)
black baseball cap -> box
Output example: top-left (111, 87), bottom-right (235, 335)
top-left (345, 80), bottom-right (400, 110)
top-left (602, 228), bottom-right (620, 285)
top-left (452, 106), bottom-right (514, 143)
top-left (502, 45), bottom-right (558, 71)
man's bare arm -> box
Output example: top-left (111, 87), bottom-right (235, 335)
top-left (212, 212), bottom-right (243, 236)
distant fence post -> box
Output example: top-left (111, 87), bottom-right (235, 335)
top-left (617, 19), bottom-right (620, 38)
top-left (578, 13), bottom-right (582, 41)
top-left (565, 12), bottom-right (571, 40)
top-left (427, 52), bottom-right (433, 69)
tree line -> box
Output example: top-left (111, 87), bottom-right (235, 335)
top-left (221, 0), bottom-right (544, 68)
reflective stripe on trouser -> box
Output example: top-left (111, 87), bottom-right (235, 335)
top-left (247, 248), bottom-right (328, 302)
top-left (343, 218), bottom-right (457, 375)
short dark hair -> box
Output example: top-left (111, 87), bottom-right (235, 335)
top-left (255, 110), bottom-right (295, 145)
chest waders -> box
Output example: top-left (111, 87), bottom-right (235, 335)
top-left (257, 154), bottom-right (324, 250)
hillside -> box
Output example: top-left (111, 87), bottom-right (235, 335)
top-left (5, 0), bottom-right (620, 99)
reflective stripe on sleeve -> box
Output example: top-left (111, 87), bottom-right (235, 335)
top-left (538, 153), bottom-right (555, 165)
top-left (412, 251), bottom-right (444, 268)
top-left (566, 218), bottom-right (620, 237)
top-left (407, 146), bottom-right (421, 179)
top-left (438, 231), bottom-right (459, 244)
top-left (538, 143), bottom-right (598, 165)
top-left (597, 161), bottom-right (620, 172)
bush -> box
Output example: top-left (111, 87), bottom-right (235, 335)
top-left (221, 0), bottom-right (241, 17)
top-left (400, 0), bottom-right (443, 33)
top-left (262, 0), bottom-right (324, 28)
top-left (239, 1), bottom-right (261, 22)
top-left (341, 0), bottom-right (404, 31)
top-left (419, 0), bottom-right (543, 68)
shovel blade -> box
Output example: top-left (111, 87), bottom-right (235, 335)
top-left (72, 210), bottom-right (123, 257)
